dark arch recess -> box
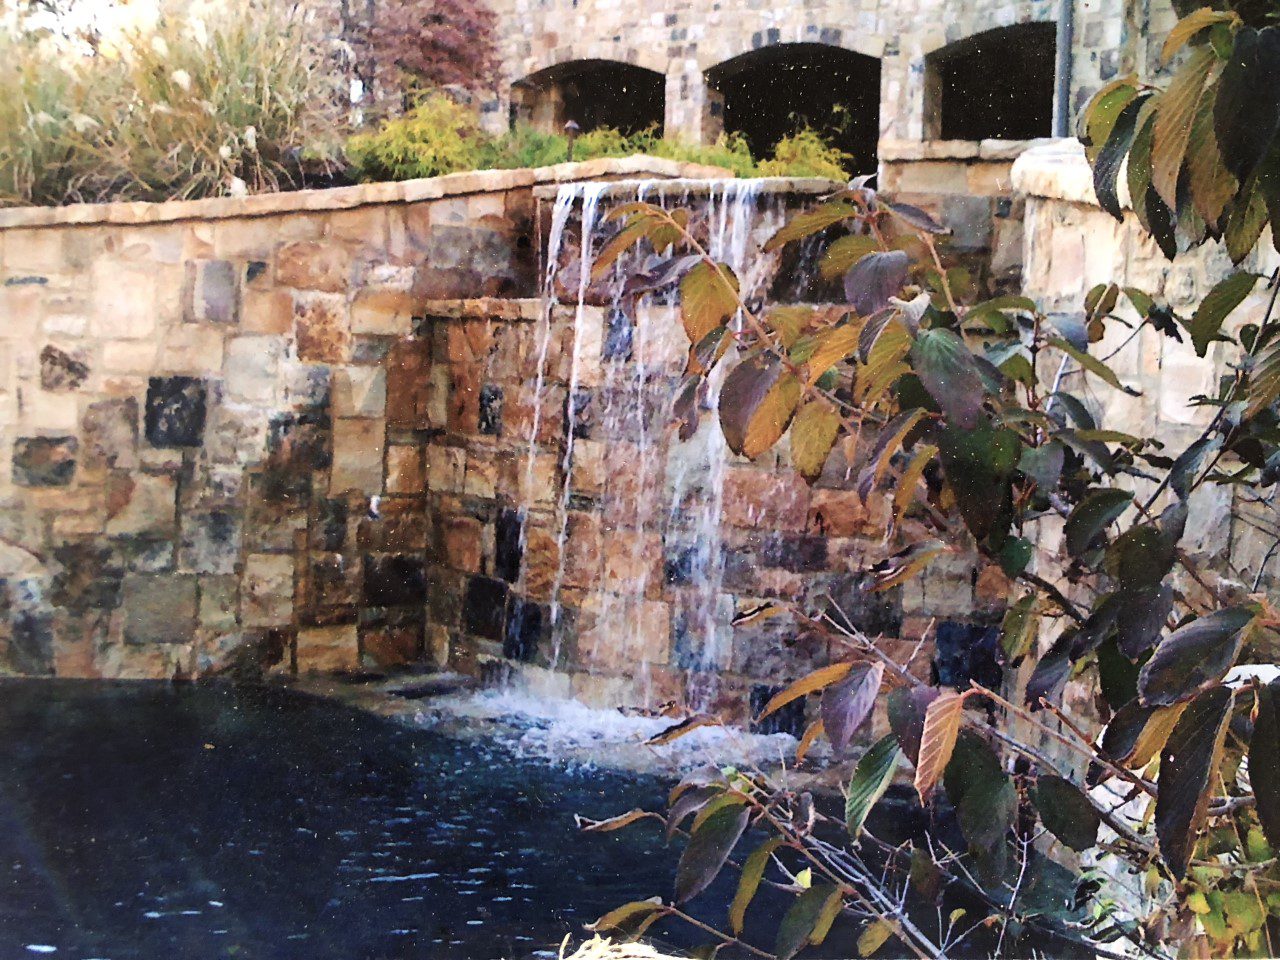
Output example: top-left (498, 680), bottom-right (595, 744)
top-left (926, 23), bottom-right (1057, 141)
top-left (511, 60), bottom-right (665, 136)
top-left (706, 43), bottom-right (882, 175)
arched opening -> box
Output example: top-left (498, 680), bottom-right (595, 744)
top-left (706, 44), bottom-right (881, 175)
top-left (925, 23), bottom-right (1057, 141)
top-left (510, 60), bottom-right (665, 136)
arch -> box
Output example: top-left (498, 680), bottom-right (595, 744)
top-left (705, 43), bottom-right (881, 174)
top-left (510, 59), bottom-right (666, 136)
top-left (924, 23), bottom-right (1057, 141)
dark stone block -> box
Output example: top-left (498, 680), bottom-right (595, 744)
top-left (268, 410), bottom-right (331, 473)
top-left (52, 543), bottom-right (123, 612)
top-left (479, 384), bottom-right (504, 436)
top-left (121, 574), bottom-right (197, 644)
top-left (823, 576), bottom-right (903, 637)
top-left (180, 510), bottom-right (242, 575)
top-left (39, 345), bottom-right (89, 391)
top-left (311, 498), bottom-right (349, 552)
top-left (603, 307), bottom-right (634, 361)
top-left (503, 597), bottom-right (544, 662)
top-left (750, 683), bottom-right (806, 739)
top-left (13, 436), bottom-right (77, 487)
top-left (463, 576), bottom-right (508, 640)
top-left (245, 261), bottom-right (269, 285)
top-left (565, 388), bottom-right (594, 440)
top-left (118, 537), bottom-right (176, 574)
top-left (310, 555), bottom-right (358, 608)
top-left (934, 621), bottom-right (1003, 690)
top-left (145, 376), bottom-right (207, 448)
top-left (494, 508), bottom-right (523, 583)
top-left (761, 534), bottom-right (828, 573)
top-left (362, 554), bottom-right (426, 607)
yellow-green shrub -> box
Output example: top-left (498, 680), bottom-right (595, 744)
top-left (759, 128), bottom-right (851, 180)
top-left (346, 94), bottom-right (488, 181)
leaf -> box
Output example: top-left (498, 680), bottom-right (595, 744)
top-left (666, 785), bottom-right (720, 841)
top-left (887, 685), bottom-right (939, 765)
top-left (1128, 702), bottom-right (1189, 769)
top-left (680, 260), bottom-right (740, 344)
top-left (1215, 27), bottom-right (1280, 185)
top-left (1033, 775), bottom-right (1101, 852)
top-left (809, 886), bottom-right (844, 947)
top-left (719, 355), bottom-right (802, 459)
top-left (1095, 96), bottom-right (1149, 220)
top-left (944, 730), bottom-right (1016, 873)
top-left (844, 251), bottom-right (910, 316)
top-left (776, 885), bottom-right (840, 960)
top-left (581, 808), bottom-right (656, 832)
top-left (857, 919), bottom-right (894, 957)
top-left (1152, 46), bottom-right (1217, 208)
top-left (1185, 79), bottom-right (1238, 226)
top-left (999, 536), bottom-right (1033, 578)
top-left (765, 202), bottom-right (861, 251)
top-left (1248, 338), bottom-right (1280, 418)
top-left (857, 408), bottom-right (927, 503)
top-left (822, 662), bottom-right (885, 754)
top-left (914, 690), bottom-right (965, 803)
top-left (757, 661), bottom-right (855, 721)
top-left (866, 539), bottom-right (946, 593)
top-left (1001, 594), bottom-right (1041, 661)
top-left (1101, 699), bottom-right (1159, 767)
top-left (1156, 685), bottom-right (1234, 879)
top-left (1139, 607), bottom-right (1256, 705)
top-left (1162, 9), bottom-right (1237, 64)
top-left (804, 321), bottom-right (863, 386)
top-left (1048, 337), bottom-right (1135, 393)
top-left (1225, 187), bottom-right (1270, 263)
top-left (588, 897), bottom-right (665, 932)
top-left (1084, 78), bottom-right (1140, 162)
top-left (795, 719), bottom-right (825, 764)
top-left (674, 803), bottom-right (750, 902)
top-left (893, 443), bottom-right (937, 525)
top-left (1189, 271), bottom-right (1260, 356)
top-left (1114, 582), bottom-right (1175, 659)
top-left (937, 421), bottom-right (1021, 541)
top-left (768, 305), bottom-right (816, 348)
top-left (1064, 488), bottom-right (1133, 558)
top-left (820, 234), bottom-right (881, 280)
top-left (910, 328), bottom-right (988, 430)
top-left (593, 216), bottom-right (658, 280)
top-left (1251, 681), bottom-right (1280, 852)
top-left (1019, 441), bottom-right (1065, 491)
top-left (729, 838), bottom-right (782, 935)
top-left (846, 734), bottom-right (902, 838)
top-left (887, 201), bottom-right (950, 234)
top-left (647, 714), bottom-right (720, 746)
top-left (789, 400), bottom-right (842, 481)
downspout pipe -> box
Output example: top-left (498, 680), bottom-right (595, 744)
top-left (1053, 0), bottom-right (1075, 137)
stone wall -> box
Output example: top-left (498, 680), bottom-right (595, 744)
top-left (0, 157), bottom-right (728, 681)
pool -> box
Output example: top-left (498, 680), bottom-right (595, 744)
top-left (0, 681), bottom-right (767, 959)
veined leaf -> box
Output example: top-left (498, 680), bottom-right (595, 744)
top-left (593, 216), bottom-right (658, 280)
top-left (588, 897), bottom-right (665, 932)
top-left (844, 251), bottom-right (910, 316)
top-left (757, 661), bottom-right (855, 721)
top-left (821, 661), bottom-right (885, 754)
top-left (765, 202), bottom-right (861, 251)
top-left (674, 803), bottom-right (750, 902)
top-left (1156, 685), bottom-right (1234, 879)
top-left (1185, 78), bottom-right (1238, 226)
top-left (1001, 593), bottom-right (1041, 661)
top-left (914, 690), bottom-right (965, 803)
top-left (1189, 271), bottom-right (1260, 356)
top-left (647, 208), bottom-right (690, 254)
top-left (768, 305), bottom-right (817, 348)
top-left (845, 734), bottom-right (901, 837)
top-left (1162, 9), bottom-right (1237, 64)
top-left (1139, 607), bottom-right (1256, 705)
top-left (1251, 681), bottom-right (1280, 851)
top-left (776, 885), bottom-right (842, 960)
top-left (893, 443), bottom-right (937, 525)
top-left (911, 328), bottom-right (988, 430)
top-left (857, 919), bottom-right (894, 957)
top-left (805, 321), bottom-right (863, 386)
top-left (944, 730), bottom-right (1015, 876)
top-left (1225, 188), bottom-right (1270, 264)
top-left (1247, 339), bottom-right (1280, 418)
top-left (1095, 96), bottom-right (1149, 220)
top-left (857, 407), bottom-right (927, 503)
top-left (1064, 488), bottom-right (1133, 557)
top-left (1033, 775), bottom-right (1100, 852)
top-left (791, 400), bottom-right (843, 480)
top-left (719, 354), bottom-right (802, 459)
top-left (680, 260), bottom-right (740, 344)
top-left (820, 234), bottom-right (880, 280)
top-left (1048, 337), bottom-right (1136, 393)
top-left (729, 838), bottom-right (782, 935)
top-left (867, 539), bottom-right (946, 593)
top-left (1084, 78), bottom-right (1140, 163)
top-left (1152, 46), bottom-right (1216, 209)
top-left (1128, 701), bottom-right (1188, 769)
top-left (887, 685), bottom-right (939, 765)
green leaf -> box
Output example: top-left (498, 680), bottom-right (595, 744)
top-left (719, 354), bottom-right (802, 459)
top-left (1215, 27), bottom-right (1280, 185)
top-left (765, 202), bottom-right (861, 251)
top-left (999, 536), bottom-right (1033, 578)
top-left (1084, 79), bottom-right (1140, 163)
top-left (910, 328), bottom-right (988, 430)
top-left (1113, 582), bottom-right (1175, 659)
top-left (819, 234), bottom-right (881, 280)
top-left (1033, 775), bottom-right (1101, 852)
top-left (937, 422), bottom-right (1021, 542)
top-left (1018, 441), bottom-right (1065, 490)
top-left (1064, 488), bottom-right (1133, 558)
top-left (1001, 594), bottom-right (1040, 661)
top-left (1094, 96), bottom-right (1148, 220)
top-left (1225, 186), bottom-right (1270, 264)
top-left (1138, 607), bottom-right (1256, 706)
top-left (1161, 9), bottom-right (1238, 64)
top-left (674, 803), bottom-right (750, 903)
top-left (845, 734), bottom-right (901, 837)
top-left (1251, 680), bottom-right (1280, 852)
top-left (1048, 337), bottom-right (1136, 394)
top-left (1247, 339), bottom-right (1280, 418)
top-left (728, 838), bottom-right (782, 935)
top-left (775, 885), bottom-right (840, 960)
top-left (945, 730), bottom-right (1016, 877)
top-left (790, 400), bottom-right (842, 481)
top-left (1189, 271), bottom-right (1261, 356)
top-left (821, 662), bottom-right (885, 754)
top-left (1156, 685), bottom-right (1235, 879)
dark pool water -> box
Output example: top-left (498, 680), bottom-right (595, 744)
top-left (0, 681), bottom-right (773, 960)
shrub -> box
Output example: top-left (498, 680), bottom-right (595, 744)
top-left (0, 0), bottom-right (345, 206)
top-left (758, 127), bottom-right (851, 179)
top-left (345, 93), bottom-right (488, 181)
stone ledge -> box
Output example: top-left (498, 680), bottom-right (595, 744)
top-left (1010, 138), bottom-right (1102, 207)
top-left (0, 155), bottom-right (733, 231)
top-left (419, 298), bottom-right (542, 321)
top-left (880, 138), bottom-right (1054, 163)
top-left (531, 175), bottom-right (842, 201)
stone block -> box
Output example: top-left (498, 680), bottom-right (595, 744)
top-left (296, 624), bottom-right (358, 674)
top-left (463, 451), bottom-right (497, 499)
top-left (463, 575), bottom-right (508, 640)
top-left (13, 436), bottom-right (76, 487)
top-left (122, 573), bottom-right (197, 644)
top-left (494, 508), bottom-right (522, 582)
top-left (183, 259), bottom-right (240, 324)
top-left (351, 288), bottom-right (417, 335)
top-left (22, 390), bottom-right (78, 431)
top-left (39, 345), bottom-right (89, 391)
top-left (180, 510), bottom-right (241, 575)
top-left (105, 472), bottom-right (177, 536)
top-left (198, 576), bottom-right (239, 631)
top-left (90, 263), bottom-right (157, 338)
top-left (362, 553), bottom-right (426, 607)
top-left (503, 597), bottom-right (545, 662)
top-left (330, 418), bottom-right (385, 495)
top-left (332, 366), bottom-right (387, 418)
top-left (144, 376), bottom-right (207, 448)
top-left (443, 515), bottom-right (484, 573)
top-left (386, 444), bottom-right (425, 494)
top-left (294, 294), bottom-right (351, 364)
top-left (362, 619), bottom-right (424, 669)
top-left (163, 324), bottom-right (226, 374)
top-left (426, 445), bottom-right (465, 493)
top-left (941, 194), bottom-right (994, 251)
top-left (241, 553), bottom-right (295, 627)
top-left (224, 336), bottom-right (283, 406)
top-left (478, 384), bottom-right (503, 436)
top-left (275, 242), bottom-right (351, 292)
top-left (242, 288), bottom-right (294, 335)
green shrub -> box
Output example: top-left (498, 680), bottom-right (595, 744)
top-left (0, 0), bottom-right (344, 206)
top-left (346, 94), bottom-right (488, 181)
top-left (758, 127), bottom-right (851, 180)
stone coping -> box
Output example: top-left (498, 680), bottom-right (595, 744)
top-left (420, 297), bottom-right (542, 320)
top-left (531, 176), bottom-right (843, 201)
top-left (0, 155), bottom-right (734, 231)
top-left (1010, 138), bottom-right (1102, 207)
top-left (880, 138), bottom-right (1054, 163)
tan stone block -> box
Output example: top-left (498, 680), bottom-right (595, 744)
top-left (326, 206), bottom-right (389, 246)
top-left (522, 523), bottom-right (561, 600)
top-left (351, 288), bottom-right (417, 335)
top-left (721, 467), bottom-right (810, 531)
top-left (276, 241), bottom-right (351, 292)
top-left (242, 553), bottom-right (296, 627)
top-left (966, 160), bottom-right (1015, 196)
top-left (602, 530), bottom-right (662, 588)
top-left (426, 445), bottom-right (465, 493)
top-left (224, 335), bottom-right (283, 405)
top-left (105, 472), bottom-right (177, 535)
top-left (443, 515), bottom-right (483, 572)
top-left (21, 389), bottom-right (78, 431)
top-left (162, 324), bottom-right (226, 374)
top-left (386, 444), bottom-right (425, 494)
top-left (0, 285), bottom-right (43, 342)
top-left (242, 288), bottom-right (294, 334)
top-left (886, 160), bottom-right (970, 194)
top-left (332, 366), bottom-right (387, 418)
top-left (4, 229), bottom-right (64, 274)
top-left (463, 450), bottom-right (497, 499)
top-left (561, 511), bottom-right (601, 589)
top-left (294, 293), bottom-right (351, 364)
top-left (426, 623), bottom-right (450, 667)
top-left (807, 488), bottom-right (877, 538)
top-left (90, 262), bottom-right (157, 338)
top-left (297, 624), bottom-right (358, 673)
top-left (212, 219), bottom-right (277, 260)
top-left (330, 418), bottom-right (385, 494)
top-left (103, 339), bottom-right (159, 374)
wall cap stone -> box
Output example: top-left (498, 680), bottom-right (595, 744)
top-left (0, 155), bottom-right (734, 232)
top-left (881, 138), bottom-right (1055, 163)
top-left (421, 298), bottom-right (543, 320)
top-left (530, 175), bottom-right (843, 201)
top-left (1011, 139), bottom-right (1102, 207)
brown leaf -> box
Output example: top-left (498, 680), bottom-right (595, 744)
top-left (914, 689), bottom-right (966, 803)
top-left (1152, 46), bottom-right (1216, 208)
top-left (764, 202), bottom-right (861, 251)
top-left (867, 539), bottom-right (945, 593)
top-left (892, 443), bottom-right (937, 525)
top-left (887, 685), bottom-right (940, 765)
top-left (587, 897), bottom-right (665, 932)
top-left (856, 407), bottom-right (927, 503)
top-left (580, 808), bottom-right (660, 832)
top-left (646, 714), bottom-right (721, 746)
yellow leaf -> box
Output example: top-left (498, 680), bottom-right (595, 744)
top-left (592, 215), bottom-right (656, 280)
top-left (795, 719), bottom-right (825, 764)
top-left (588, 897), bottom-right (665, 932)
top-left (809, 888), bottom-right (845, 946)
top-left (647, 208), bottom-right (689, 254)
top-left (857, 918), bottom-right (894, 957)
top-left (729, 839), bottom-right (783, 935)
top-left (764, 202), bottom-right (860, 252)
top-left (580, 808), bottom-right (658, 832)
top-left (795, 867), bottom-right (812, 889)
top-left (855, 318), bottom-right (912, 404)
top-left (744, 372), bottom-right (803, 459)
top-left (913, 690), bottom-right (966, 803)
top-left (805, 321), bottom-right (863, 386)
top-left (680, 260), bottom-right (740, 344)
top-left (768, 305), bottom-right (817, 348)
top-left (791, 400), bottom-right (843, 480)
top-left (893, 443), bottom-right (937, 524)
top-left (646, 714), bottom-right (721, 746)
top-left (757, 662), bottom-right (855, 721)
top-left (820, 234), bottom-right (881, 280)
top-left (1126, 702), bottom-right (1188, 769)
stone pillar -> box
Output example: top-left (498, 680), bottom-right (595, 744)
top-left (664, 63), bottom-right (721, 144)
